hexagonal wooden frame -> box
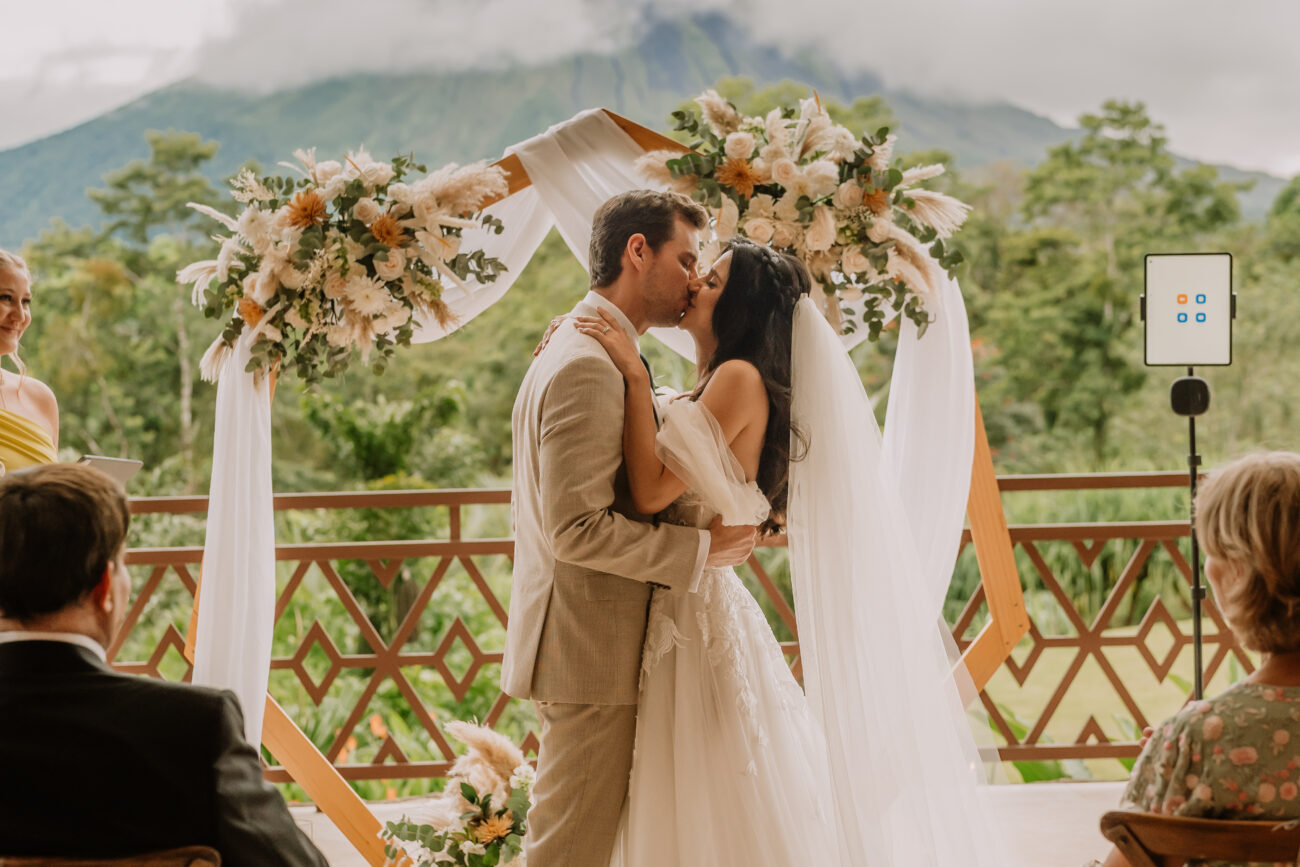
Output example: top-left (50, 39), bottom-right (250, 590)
top-left (180, 110), bottom-right (1029, 866)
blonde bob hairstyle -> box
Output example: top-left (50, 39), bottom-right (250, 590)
top-left (1195, 451), bottom-right (1300, 653)
top-left (0, 248), bottom-right (30, 375)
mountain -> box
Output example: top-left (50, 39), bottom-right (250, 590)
top-left (0, 13), bottom-right (1284, 249)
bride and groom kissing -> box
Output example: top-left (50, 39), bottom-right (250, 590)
top-left (502, 189), bottom-right (1002, 866)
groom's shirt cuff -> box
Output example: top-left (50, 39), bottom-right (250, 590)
top-left (688, 529), bottom-right (709, 593)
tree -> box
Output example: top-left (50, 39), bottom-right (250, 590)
top-left (983, 101), bottom-right (1246, 460)
top-left (26, 131), bottom-right (230, 490)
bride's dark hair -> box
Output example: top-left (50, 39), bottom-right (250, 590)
top-left (695, 238), bottom-right (811, 535)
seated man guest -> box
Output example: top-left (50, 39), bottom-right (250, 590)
top-left (0, 464), bottom-right (327, 866)
top-left (1100, 451), bottom-right (1300, 867)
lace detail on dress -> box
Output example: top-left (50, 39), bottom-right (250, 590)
top-left (640, 590), bottom-right (686, 688)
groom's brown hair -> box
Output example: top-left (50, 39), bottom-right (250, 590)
top-left (588, 190), bottom-right (707, 288)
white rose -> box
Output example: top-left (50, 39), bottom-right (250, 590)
top-left (833, 180), bottom-right (865, 211)
top-left (361, 161), bottom-right (394, 189)
top-left (747, 193), bottom-right (777, 219)
top-left (386, 182), bottom-right (413, 205)
top-left (772, 220), bottom-right (800, 249)
top-left (353, 197), bottom-right (382, 224)
top-left (716, 197), bottom-right (739, 241)
top-left (771, 158), bottom-right (801, 189)
top-left (805, 160), bottom-right (840, 200)
top-left (743, 217), bottom-right (775, 244)
top-left (724, 131), bottom-right (755, 161)
top-left (314, 160), bottom-right (343, 184)
top-left (759, 142), bottom-right (788, 166)
top-left (319, 175), bottom-right (347, 203)
top-left (805, 205), bottom-right (837, 252)
top-left (322, 272), bottom-right (348, 299)
top-left (841, 244), bottom-right (872, 276)
top-left (773, 192), bottom-right (801, 223)
top-left (383, 304), bottom-right (411, 329)
top-left (374, 249), bottom-right (406, 282)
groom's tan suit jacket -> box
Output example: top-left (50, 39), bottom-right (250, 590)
top-left (503, 293), bottom-right (707, 706)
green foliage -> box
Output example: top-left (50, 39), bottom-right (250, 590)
top-left (973, 101), bottom-right (1250, 461)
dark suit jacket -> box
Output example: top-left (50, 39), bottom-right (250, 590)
top-left (0, 640), bottom-right (328, 866)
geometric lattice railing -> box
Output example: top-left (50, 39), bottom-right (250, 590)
top-left (115, 473), bottom-right (1242, 787)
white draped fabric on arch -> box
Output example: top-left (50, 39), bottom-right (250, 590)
top-left (193, 107), bottom-right (999, 862)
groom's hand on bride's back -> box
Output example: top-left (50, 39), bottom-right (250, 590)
top-left (705, 516), bottom-right (758, 567)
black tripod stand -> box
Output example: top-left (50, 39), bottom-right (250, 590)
top-left (1170, 371), bottom-right (1210, 700)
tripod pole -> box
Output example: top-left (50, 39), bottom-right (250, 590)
top-left (1187, 365), bottom-right (1204, 700)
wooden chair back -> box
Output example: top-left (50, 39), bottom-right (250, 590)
top-left (1101, 810), bottom-right (1300, 866)
top-left (0, 845), bottom-right (221, 866)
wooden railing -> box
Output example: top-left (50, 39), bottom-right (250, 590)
top-left (113, 473), bottom-right (1247, 786)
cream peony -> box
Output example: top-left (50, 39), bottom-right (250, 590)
top-left (724, 131), bottom-right (756, 161)
top-left (804, 205), bottom-right (837, 252)
top-left (374, 249), bottom-right (406, 282)
top-left (353, 197), bottom-right (382, 224)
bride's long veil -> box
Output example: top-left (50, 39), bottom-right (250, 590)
top-left (787, 283), bottom-right (1008, 865)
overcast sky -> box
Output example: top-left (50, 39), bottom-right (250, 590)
top-left (4, 0), bottom-right (1298, 176)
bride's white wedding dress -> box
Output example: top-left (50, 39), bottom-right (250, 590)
top-left (609, 398), bottom-right (840, 866)
top-left (610, 297), bottom-right (1007, 867)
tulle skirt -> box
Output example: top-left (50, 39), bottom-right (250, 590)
top-left (609, 567), bottom-right (840, 867)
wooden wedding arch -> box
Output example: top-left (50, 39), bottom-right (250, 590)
top-left (179, 109), bottom-right (1029, 865)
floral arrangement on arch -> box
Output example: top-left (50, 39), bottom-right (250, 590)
top-left (179, 148), bottom-right (508, 383)
top-left (637, 90), bottom-right (970, 339)
top-left (383, 721), bottom-right (533, 866)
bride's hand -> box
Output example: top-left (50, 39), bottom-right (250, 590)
top-left (573, 309), bottom-right (648, 385)
top-left (533, 315), bottom-right (569, 357)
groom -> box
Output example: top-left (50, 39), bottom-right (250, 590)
top-left (503, 189), bottom-right (758, 867)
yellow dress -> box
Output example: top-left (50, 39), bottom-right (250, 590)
top-left (0, 407), bottom-right (57, 474)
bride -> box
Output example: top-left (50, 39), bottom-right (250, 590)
top-left (572, 237), bottom-right (1006, 866)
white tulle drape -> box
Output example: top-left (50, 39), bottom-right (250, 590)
top-left (193, 332), bottom-right (275, 745)
top-left (788, 288), bottom-right (1005, 865)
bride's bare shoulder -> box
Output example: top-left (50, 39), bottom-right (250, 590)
top-left (705, 359), bottom-right (764, 393)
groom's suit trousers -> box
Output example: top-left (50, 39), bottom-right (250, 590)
top-left (527, 701), bottom-right (638, 867)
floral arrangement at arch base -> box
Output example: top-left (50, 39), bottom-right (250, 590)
top-left (179, 148), bottom-right (508, 384)
top-left (638, 90), bottom-right (971, 339)
top-left (383, 721), bottom-right (533, 866)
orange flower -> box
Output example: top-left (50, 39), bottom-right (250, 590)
top-left (475, 811), bottom-right (514, 844)
top-left (287, 189), bottom-right (327, 228)
top-left (369, 714), bottom-right (388, 738)
top-left (864, 188), bottom-right (891, 215)
top-left (715, 157), bottom-right (758, 198)
top-left (369, 212), bottom-right (406, 247)
top-left (237, 297), bottom-right (264, 327)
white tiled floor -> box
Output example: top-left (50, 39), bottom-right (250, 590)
top-left (292, 781), bottom-right (1126, 866)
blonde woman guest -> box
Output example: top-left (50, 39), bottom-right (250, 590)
top-left (0, 250), bottom-right (57, 473)
top-left (1100, 451), bottom-right (1300, 867)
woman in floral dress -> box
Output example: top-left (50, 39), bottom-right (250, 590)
top-left (1101, 451), bottom-right (1300, 867)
